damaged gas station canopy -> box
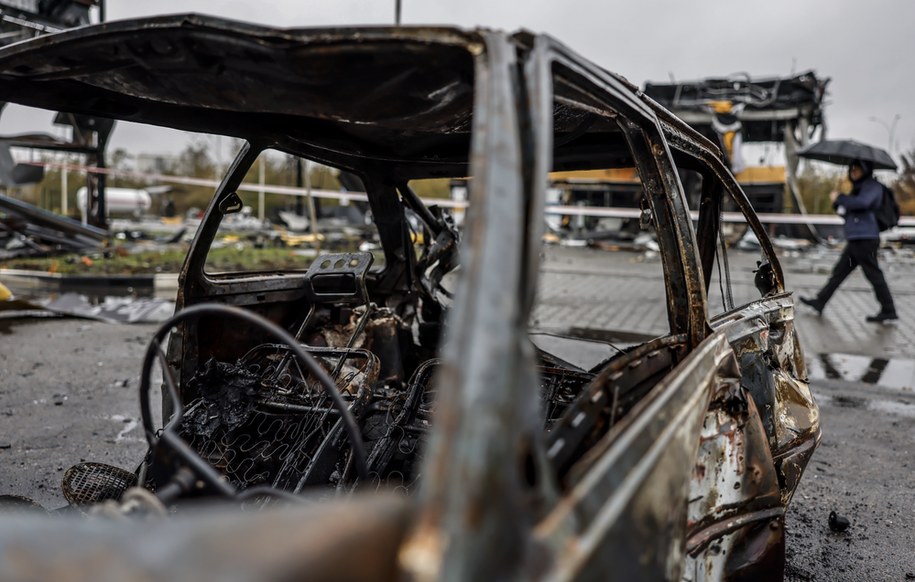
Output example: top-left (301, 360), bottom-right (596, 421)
top-left (0, 15), bottom-right (818, 582)
top-left (641, 71), bottom-right (833, 242)
top-left (644, 71), bottom-right (830, 144)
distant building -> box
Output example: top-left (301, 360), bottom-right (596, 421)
top-left (643, 71), bottom-right (830, 216)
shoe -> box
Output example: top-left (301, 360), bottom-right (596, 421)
top-left (866, 312), bottom-right (898, 323)
top-left (799, 296), bottom-right (825, 315)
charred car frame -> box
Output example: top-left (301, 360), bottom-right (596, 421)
top-left (0, 15), bottom-right (819, 581)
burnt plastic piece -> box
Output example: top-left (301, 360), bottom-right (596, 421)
top-left (754, 261), bottom-right (777, 297)
top-left (218, 192), bottom-right (244, 214)
top-left (828, 510), bottom-right (850, 532)
top-left (304, 252), bottom-right (374, 304)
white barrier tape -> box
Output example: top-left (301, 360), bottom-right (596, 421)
top-left (28, 161), bottom-right (915, 226)
top-left (27, 161), bottom-right (468, 207)
top-left (542, 206), bottom-right (832, 225)
top-left (540, 207), bottom-right (915, 226)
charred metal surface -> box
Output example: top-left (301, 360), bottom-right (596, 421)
top-left (546, 336), bottom-right (687, 482)
top-left (657, 114), bottom-right (787, 292)
top-left (399, 31), bottom-right (541, 581)
top-left (536, 334), bottom-right (736, 581)
top-left (60, 462), bottom-right (138, 508)
top-left (711, 298), bottom-right (820, 460)
top-left (163, 347), bottom-right (378, 491)
top-left (683, 378), bottom-right (783, 580)
top-left (625, 119), bottom-right (709, 346)
top-left (0, 17), bottom-right (484, 177)
top-left (361, 178), bottom-right (414, 292)
top-left (411, 206), bottom-right (460, 304)
top-left (695, 188), bottom-right (723, 293)
top-left (690, 297), bottom-right (820, 578)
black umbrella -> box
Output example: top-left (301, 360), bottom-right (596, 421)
top-left (797, 139), bottom-right (897, 171)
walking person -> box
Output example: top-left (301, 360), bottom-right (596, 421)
top-left (800, 159), bottom-right (898, 323)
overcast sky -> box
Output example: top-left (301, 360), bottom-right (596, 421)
top-left (3, 0), bottom-right (914, 166)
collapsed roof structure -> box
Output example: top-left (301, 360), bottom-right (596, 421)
top-left (644, 72), bottom-right (830, 232)
top-left (644, 72), bottom-right (829, 146)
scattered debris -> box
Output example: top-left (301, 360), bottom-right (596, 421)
top-left (42, 293), bottom-right (174, 324)
top-left (829, 511), bottom-right (851, 532)
top-left (0, 289), bottom-right (51, 318)
top-left (0, 290), bottom-right (174, 324)
top-left (0, 193), bottom-right (106, 259)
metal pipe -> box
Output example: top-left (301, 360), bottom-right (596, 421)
top-left (305, 158), bottom-right (320, 251)
top-left (259, 401), bottom-right (342, 416)
top-left (60, 153), bottom-right (67, 215)
top-left (257, 154), bottom-right (265, 221)
top-left (397, 182), bottom-right (442, 236)
top-left (330, 304), bottom-right (373, 380)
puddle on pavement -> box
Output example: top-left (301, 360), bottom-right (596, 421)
top-left (807, 353), bottom-right (915, 391)
top-left (811, 352), bottom-right (915, 419)
top-left (816, 393), bottom-right (915, 419)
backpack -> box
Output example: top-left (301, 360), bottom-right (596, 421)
top-left (874, 183), bottom-right (900, 232)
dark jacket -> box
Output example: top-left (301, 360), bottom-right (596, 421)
top-left (835, 177), bottom-right (882, 240)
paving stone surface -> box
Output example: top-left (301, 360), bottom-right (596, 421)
top-left (533, 245), bottom-right (915, 359)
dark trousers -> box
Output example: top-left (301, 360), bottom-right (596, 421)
top-left (817, 239), bottom-right (896, 315)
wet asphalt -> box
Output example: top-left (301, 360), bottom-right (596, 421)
top-left (1, 246), bottom-right (913, 580)
top-left (785, 248), bottom-right (915, 581)
top-left (0, 318), bottom-right (156, 509)
top-left (784, 377), bottom-right (915, 581)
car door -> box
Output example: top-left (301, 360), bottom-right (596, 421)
top-left (507, 36), bottom-right (759, 581)
top-left (667, 141), bottom-right (821, 580)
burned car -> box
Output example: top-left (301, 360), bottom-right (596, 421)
top-left (0, 15), bottom-right (819, 581)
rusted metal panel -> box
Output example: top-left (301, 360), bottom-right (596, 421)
top-left (536, 333), bottom-right (736, 581)
top-left (684, 378), bottom-right (784, 580)
top-left (685, 299), bottom-right (819, 581)
top-left (399, 31), bottom-right (541, 582)
top-left (712, 299), bottom-right (820, 458)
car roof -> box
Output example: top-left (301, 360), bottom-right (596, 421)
top-left (0, 14), bottom-right (722, 179)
